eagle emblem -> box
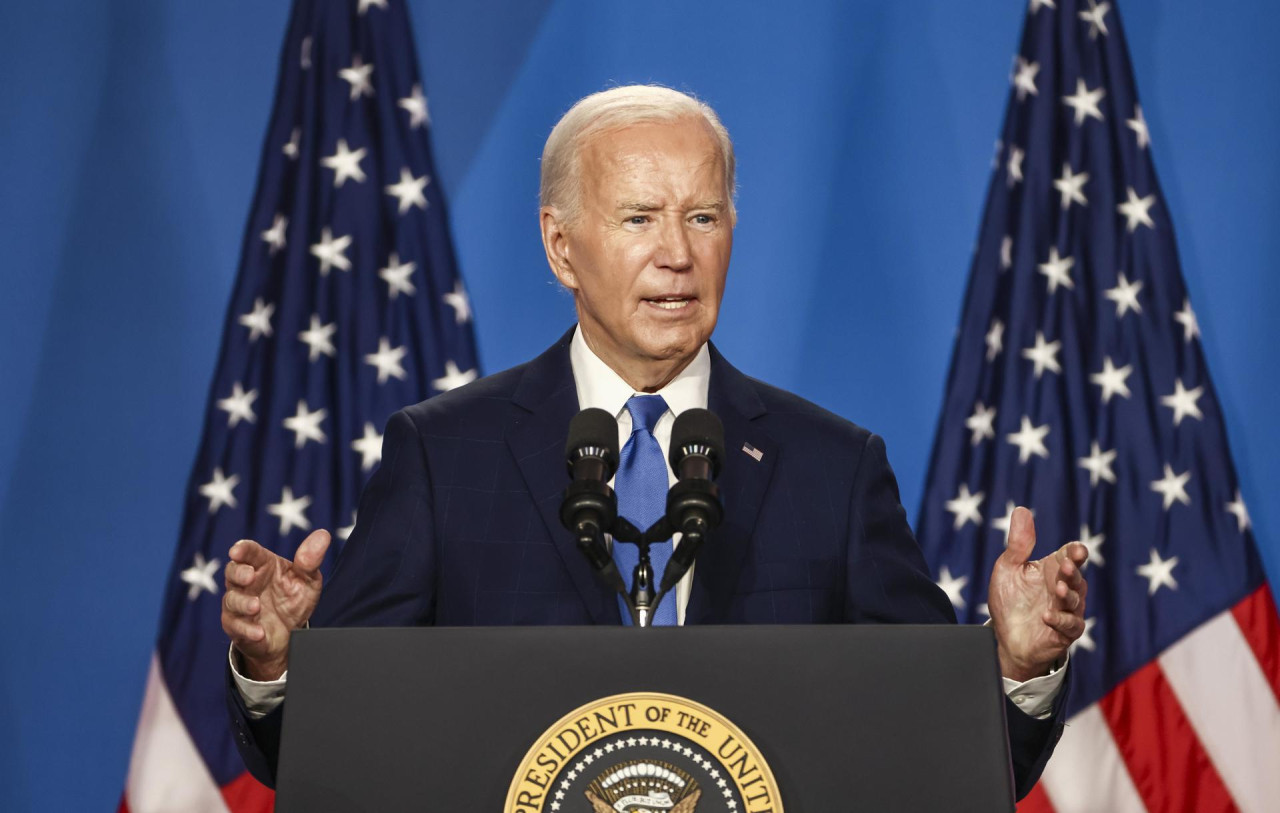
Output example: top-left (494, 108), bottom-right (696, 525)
top-left (584, 760), bottom-right (701, 813)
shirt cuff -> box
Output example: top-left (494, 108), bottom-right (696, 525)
top-left (228, 644), bottom-right (287, 720)
top-left (1001, 654), bottom-right (1068, 720)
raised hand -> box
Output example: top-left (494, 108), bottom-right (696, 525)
top-left (987, 507), bottom-right (1089, 682)
top-left (221, 529), bottom-right (331, 681)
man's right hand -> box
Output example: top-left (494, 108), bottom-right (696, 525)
top-left (221, 529), bottom-right (331, 682)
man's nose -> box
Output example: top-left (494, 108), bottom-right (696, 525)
top-left (654, 218), bottom-right (693, 272)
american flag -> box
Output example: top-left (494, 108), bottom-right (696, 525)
top-left (916, 1), bottom-right (1279, 811)
top-left (119, 1), bottom-right (478, 810)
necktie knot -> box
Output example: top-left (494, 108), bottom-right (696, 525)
top-left (625, 394), bottom-right (668, 435)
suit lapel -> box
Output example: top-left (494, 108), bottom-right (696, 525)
top-left (686, 345), bottom-right (777, 624)
top-left (506, 328), bottom-right (621, 624)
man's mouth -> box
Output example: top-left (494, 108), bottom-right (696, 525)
top-left (644, 296), bottom-right (694, 311)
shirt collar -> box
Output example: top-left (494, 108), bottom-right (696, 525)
top-left (569, 325), bottom-right (710, 420)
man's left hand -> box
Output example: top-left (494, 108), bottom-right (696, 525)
top-left (988, 506), bottom-right (1090, 682)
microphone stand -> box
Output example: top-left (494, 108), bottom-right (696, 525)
top-left (611, 517), bottom-right (680, 627)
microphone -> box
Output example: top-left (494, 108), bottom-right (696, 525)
top-left (560, 409), bottom-right (625, 590)
top-left (659, 409), bottom-right (725, 594)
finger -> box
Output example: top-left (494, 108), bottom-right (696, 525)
top-left (1053, 584), bottom-right (1083, 612)
top-left (1001, 507), bottom-right (1037, 566)
top-left (223, 590), bottom-right (261, 617)
top-left (223, 616), bottom-right (266, 644)
top-left (1058, 559), bottom-right (1089, 608)
top-left (1057, 558), bottom-right (1085, 590)
top-left (293, 529), bottom-right (332, 576)
top-left (1042, 609), bottom-right (1085, 640)
top-left (229, 539), bottom-right (273, 568)
top-left (225, 560), bottom-right (271, 596)
top-left (224, 561), bottom-right (256, 588)
top-left (1059, 541), bottom-right (1089, 567)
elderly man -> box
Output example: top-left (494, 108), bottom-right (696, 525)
top-left (222, 85), bottom-right (1089, 795)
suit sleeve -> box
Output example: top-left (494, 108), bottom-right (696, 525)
top-left (843, 432), bottom-right (1068, 800)
top-left (843, 432), bottom-right (956, 625)
top-left (226, 408), bottom-right (438, 787)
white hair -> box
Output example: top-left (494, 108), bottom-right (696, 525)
top-left (539, 84), bottom-right (737, 225)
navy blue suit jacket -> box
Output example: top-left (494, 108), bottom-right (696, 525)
top-left (229, 329), bottom-right (1067, 795)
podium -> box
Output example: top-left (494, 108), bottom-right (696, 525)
top-left (275, 625), bottom-right (1016, 812)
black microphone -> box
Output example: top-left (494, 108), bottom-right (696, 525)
top-left (565, 408), bottom-right (620, 485)
top-left (659, 409), bottom-right (725, 594)
top-left (560, 409), bottom-right (625, 590)
top-left (666, 408), bottom-right (724, 481)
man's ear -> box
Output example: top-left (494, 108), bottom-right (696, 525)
top-left (539, 207), bottom-right (577, 290)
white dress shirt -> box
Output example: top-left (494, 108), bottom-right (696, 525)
top-left (233, 327), bottom-right (1065, 718)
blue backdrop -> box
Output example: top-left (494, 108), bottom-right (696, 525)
top-left (1, 2), bottom-right (1276, 809)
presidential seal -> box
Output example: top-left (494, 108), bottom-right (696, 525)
top-left (505, 692), bottom-right (782, 813)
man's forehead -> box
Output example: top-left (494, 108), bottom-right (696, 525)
top-left (580, 120), bottom-right (725, 191)
top-left (587, 117), bottom-right (717, 158)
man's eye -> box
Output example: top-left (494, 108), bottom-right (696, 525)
top-left (692, 214), bottom-right (715, 225)
top-left (627, 215), bottom-right (649, 225)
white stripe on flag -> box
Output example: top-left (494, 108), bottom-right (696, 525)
top-left (124, 653), bottom-right (229, 813)
top-left (1158, 609), bottom-right (1280, 813)
top-left (1039, 704), bottom-right (1146, 813)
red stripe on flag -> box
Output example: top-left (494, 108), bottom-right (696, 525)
top-left (1016, 781), bottom-right (1056, 813)
top-left (1232, 583), bottom-right (1280, 705)
top-left (221, 771), bottom-right (275, 813)
top-left (1099, 661), bottom-right (1239, 813)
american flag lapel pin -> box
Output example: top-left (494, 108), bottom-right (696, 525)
top-left (741, 442), bottom-right (764, 462)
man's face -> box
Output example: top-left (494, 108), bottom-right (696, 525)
top-left (546, 118), bottom-right (733, 383)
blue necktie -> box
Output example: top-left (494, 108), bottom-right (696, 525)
top-left (613, 394), bottom-right (677, 626)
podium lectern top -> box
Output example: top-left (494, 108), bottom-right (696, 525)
top-left (277, 625), bottom-right (1014, 813)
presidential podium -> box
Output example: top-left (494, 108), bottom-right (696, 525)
top-left (274, 625), bottom-right (1016, 812)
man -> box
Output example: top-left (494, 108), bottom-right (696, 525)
top-left (222, 85), bottom-right (1089, 796)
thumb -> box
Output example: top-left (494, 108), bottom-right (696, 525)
top-left (1002, 506), bottom-right (1037, 566)
top-left (293, 529), bottom-right (332, 575)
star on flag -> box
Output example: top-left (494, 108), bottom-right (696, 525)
top-left (1150, 464), bottom-right (1192, 510)
top-left (1136, 548), bottom-right (1179, 595)
top-left (398, 83), bottom-right (430, 129)
top-left (1090, 356), bottom-right (1133, 404)
top-left (198, 468), bottom-right (239, 513)
top-left (1007, 416), bottom-right (1050, 464)
top-left (338, 55), bottom-right (374, 100)
top-left (945, 484), bottom-right (985, 530)
top-left (379, 254), bottom-right (417, 299)
top-left (1161, 379), bottom-right (1204, 426)
top-left (216, 382), bottom-right (258, 427)
top-left (431, 360), bottom-right (478, 392)
top-left (1012, 57), bottom-right (1039, 101)
top-left (351, 423), bottom-right (383, 472)
top-left (936, 565), bottom-right (969, 609)
top-left (1117, 187), bottom-right (1157, 232)
top-left (1062, 78), bottom-right (1106, 126)
top-left (298, 315), bottom-right (337, 362)
top-left (239, 297), bottom-right (275, 341)
top-left (365, 337), bottom-right (408, 384)
top-left (1037, 247), bottom-right (1075, 294)
top-left (1104, 272), bottom-right (1143, 318)
top-left (267, 486), bottom-right (312, 535)
top-left (310, 228), bottom-right (353, 276)
top-left (179, 553), bottom-right (220, 601)
top-left (321, 139), bottom-right (368, 187)
top-left (385, 167), bottom-right (429, 214)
